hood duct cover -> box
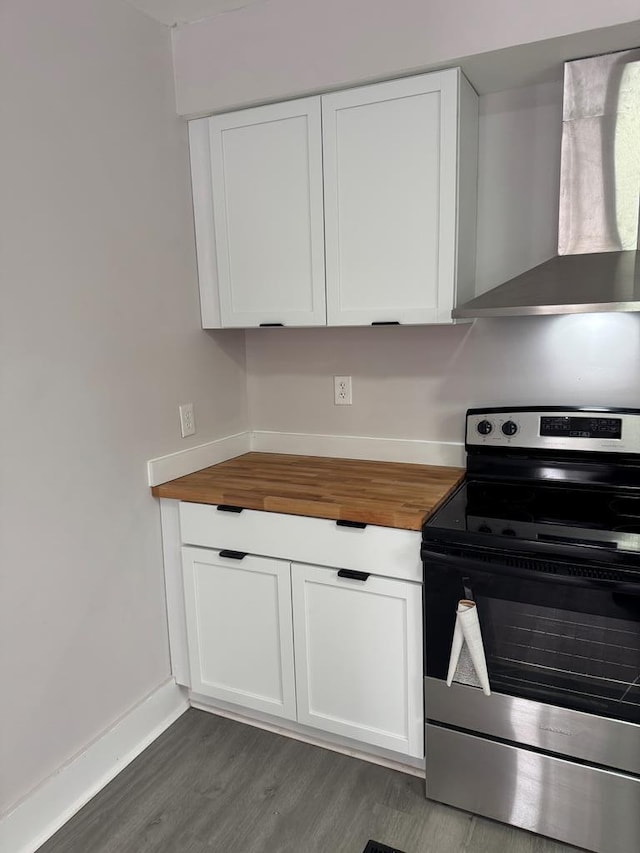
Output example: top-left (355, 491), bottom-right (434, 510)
top-left (453, 48), bottom-right (640, 319)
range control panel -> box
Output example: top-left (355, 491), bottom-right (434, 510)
top-left (466, 407), bottom-right (640, 454)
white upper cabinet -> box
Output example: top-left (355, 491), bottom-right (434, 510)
top-left (190, 98), bottom-right (326, 328)
top-left (323, 70), bottom-right (477, 325)
top-left (189, 69), bottom-right (477, 328)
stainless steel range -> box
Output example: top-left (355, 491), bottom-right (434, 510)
top-left (422, 407), bottom-right (640, 853)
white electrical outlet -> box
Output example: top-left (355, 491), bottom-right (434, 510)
top-left (334, 376), bottom-right (352, 405)
top-left (179, 403), bottom-right (196, 437)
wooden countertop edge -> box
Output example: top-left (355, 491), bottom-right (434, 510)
top-left (150, 488), bottom-right (461, 530)
top-left (151, 456), bottom-right (464, 531)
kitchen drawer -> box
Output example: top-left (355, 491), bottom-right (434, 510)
top-left (179, 502), bottom-right (422, 582)
top-left (426, 724), bottom-right (640, 853)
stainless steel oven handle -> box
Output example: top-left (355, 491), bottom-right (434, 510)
top-left (422, 548), bottom-right (640, 594)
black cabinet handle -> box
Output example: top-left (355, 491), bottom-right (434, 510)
top-left (259, 322), bottom-right (284, 327)
top-left (371, 321), bottom-right (400, 325)
top-left (336, 519), bottom-right (367, 529)
top-left (337, 569), bottom-right (370, 582)
top-left (216, 505), bottom-right (244, 513)
top-left (219, 550), bottom-right (247, 560)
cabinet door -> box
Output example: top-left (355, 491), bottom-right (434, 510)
top-left (206, 98), bottom-right (326, 327)
top-left (182, 547), bottom-right (296, 720)
top-left (291, 563), bottom-right (423, 757)
top-left (322, 70), bottom-right (461, 326)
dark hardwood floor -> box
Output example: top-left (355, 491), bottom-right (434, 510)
top-left (38, 709), bottom-right (579, 853)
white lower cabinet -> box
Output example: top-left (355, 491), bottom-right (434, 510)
top-left (177, 505), bottom-right (424, 760)
top-left (291, 563), bottom-right (423, 758)
top-left (181, 546), bottom-right (297, 720)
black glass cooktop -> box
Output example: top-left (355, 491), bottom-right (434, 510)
top-left (425, 479), bottom-right (640, 554)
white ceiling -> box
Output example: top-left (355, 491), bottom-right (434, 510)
top-left (126, 0), bottom-right (264, 27)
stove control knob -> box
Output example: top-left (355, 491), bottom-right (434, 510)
top-left (478, 524), bottom-right (492, 534)
top-left (501, 420), bottom-right (518, 437)
top-left (502, 528), bottom-right (516, 536)
top-left (477, 420), bottom-right (493, 436)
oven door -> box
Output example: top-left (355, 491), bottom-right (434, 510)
top-left (422, 543), bottom-right (640, 775)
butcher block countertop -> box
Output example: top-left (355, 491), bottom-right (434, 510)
top-left (151, 453), bottom-right (464, 530)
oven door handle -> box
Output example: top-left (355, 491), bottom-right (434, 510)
top-left (422, 548), bottom-right (640, 593)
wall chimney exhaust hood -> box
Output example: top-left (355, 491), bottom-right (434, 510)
top-left (453, 48), bottom-right (640, 319)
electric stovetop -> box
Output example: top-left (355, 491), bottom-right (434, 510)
top-left (427, 478), bottom-right (640, 555)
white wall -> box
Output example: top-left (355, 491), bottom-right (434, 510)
top-left (475, 81), bottom-right (562, 294)
top-left (0, 0), bottom-right (246, 815)
top-left (245, 80), bottom-right (640, 441)
top-left (172, 0), bottom-right (640, 115)
top-left (246, 316), bottom-right (640, 444)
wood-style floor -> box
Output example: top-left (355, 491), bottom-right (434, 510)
top-left (38, 710), bottom-right (580, 853)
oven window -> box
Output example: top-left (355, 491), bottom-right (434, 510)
top-left (479, 598), bottom-right (640, 723)
top-left (424, 561), bottom-right (640, 724)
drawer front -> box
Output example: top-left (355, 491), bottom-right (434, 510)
top-left (426, 724), bottom-right (640, 853)
top-left (179, 502), bottom-right (422, 582)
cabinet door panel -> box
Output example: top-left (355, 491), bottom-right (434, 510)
top-left (182, 547), bottom-right (296, 719)
top-left (323, 71), bottom-right (459, 325)
top-left (209, 98), bottom-right (326, 327)
top-left (292, 563), bottom-right (423, 757)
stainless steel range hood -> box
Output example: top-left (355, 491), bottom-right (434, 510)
top-left (453, 48), bottom-right (640, 319)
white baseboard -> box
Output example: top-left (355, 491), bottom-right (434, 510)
top-left (147, 431), bottom-right (251, 486)
top-left (0, 680), bottom-right (189, 853)
top-left (250, 430), bottom-right (465, 467)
